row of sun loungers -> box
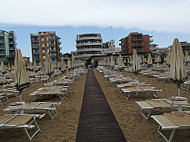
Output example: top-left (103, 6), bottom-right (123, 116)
top-left (0, 67), bottom-right (86, 140)
top-left (97, 66), bottom-right (190, 142)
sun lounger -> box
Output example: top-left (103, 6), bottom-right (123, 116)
top-left (152, 112), bottom-right (190, 142)
top-left (0, 93), bottom-right (9, 104)
top-left (4, 102), bottom-right (60, 119)
top-left (116, 82), bottom-right (149, 88)
top-left (29, 86), bottom-right (67, 100)
top-left (0, 114), bottom-right (42, 140)
top-left (181, 80), bottom-right (190, 90)
top-left (121, 87), bottom-right (162, 100)
top-left (136, 99), bottom-right (180, 120)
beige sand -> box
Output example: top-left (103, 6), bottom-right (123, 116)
top-left (0, 69), bottom-right (190, 142)
top-left (94, 69), bottom-right (190, 142)
top-left (0, 73), bottom-right (86, 142)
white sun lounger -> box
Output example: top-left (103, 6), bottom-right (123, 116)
top-left (0, 114), bottom-right (42, 140)
top-left (30, 87), bottom-right (67, 100)
top-left (4, 102), bottom-right (60, 119)
top-left (152, 112), bottom-right (190, 142)
top-left (121, 87), bottom-right (162, 100)
top-left (116, 82), bottom-right (149, 88)
top-left (136, 99), bottom-right (179, 120)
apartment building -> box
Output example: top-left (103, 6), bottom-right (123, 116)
top-left (75, 33), bottom-right (103, 59)
top-left (30, 31), bottom-right (61, 65)
top-left (0, 30), bottom-right (16, 64)
top-left (120, 32), bottom-right (152, 54)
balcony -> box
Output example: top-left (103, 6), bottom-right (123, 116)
top-left (49, 37), bottom-right (55, 40)
top-left (76, 42), bottom-right (102, 47)
top-left (31, 40), bottom-right (39, 43)
top-left (131, 38), bottom-right (143, 41)
top-left (50, 49), bottom-right (56, 53)
top-left (9, 48), bottom-right (15, 51)
top-left (74, 53), bottom-right (103, 59)
top-left (0, 40), bottom-right (4, 43)
top-left (76, 36), bottom-right (102, 41)
top-left (33, 52), bottom-right (39, 55)
top-left (132, 43), bottom-right (143, 47)
top-left (0, 53), bottom-right (5, 56)
top-left (50, 55), bottom-right (56, 59)
top-left (76, 48), bottom-right (103, 52)
top-left (9, 42), bottom-right (14, 44)
top-left (32, 46), bottom-right (39, 49)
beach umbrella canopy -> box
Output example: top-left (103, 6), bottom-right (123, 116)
top-left (118, 54), bottom-right (125, 68)
top-left (166, 51), bottom-right (171, 65)
top-left (184, 51), bottom-right (190, 63)
top-left (68, 60), bottom-right (71, 69)
top-left (147, 53), bottom-right (152, 65)
top-left (33, 61), bottom-right (37, 72)
top-left (14, 49), bottom-right (30, 101)
top-left (61, 57), bottom-right (66, 71)
top-left (0, 62), bottom-right (5, 73)
top-left (45, 53), bottom-right (53, 76)
top-left (107, 57), bottom-right (110, 66)
top-left (132, 49), bottom-right (141, 74)
top-left (110, 56), bottom-right (114, 66)
top-left (170, 38), bottom-right (187, 96)
top-left (129, 56), bottom-right (133, 65)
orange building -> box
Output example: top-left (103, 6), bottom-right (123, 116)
top-left (120, 32), bottom-right (152, 54)
top-left (30, 31), bottom-right (61, 65)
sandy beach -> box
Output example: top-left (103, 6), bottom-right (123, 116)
top-left (94, 69), bottom-right (190, 142)
top-left (0, 68), bottom-right (190, 142)
top-left (0, 72), bottom-right (86, 142)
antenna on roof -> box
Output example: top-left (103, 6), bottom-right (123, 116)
top-left (110, 26), bottom-right (113, 40)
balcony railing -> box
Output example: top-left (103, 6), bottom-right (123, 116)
top-left (33, 52), bottom-right (39, 55)
top-left (9, 48), bottom-right (15, 50)
top-left (31, 40), bottom-right (39, 43)
top-left (50, 50), bottom-right (56, 53)
top-left (76, 48), bottom-right (103, 52)
top-left (76, 42), bottom-right (102, 47)
top-left (76, 36), bottom-right (102, 41)
top-left (74, 53), bottom-right (103, 58)
top-left (131, 38), bottom-right (143, 41)
top-left (132, 43), bottom-right (144, 47)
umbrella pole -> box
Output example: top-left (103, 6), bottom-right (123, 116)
top-left (19, 90), bottom-right (23, 102)
top-left (177, 83), bottom-right (181, 97)
top-left (19, 89), bottom-right (24, 114)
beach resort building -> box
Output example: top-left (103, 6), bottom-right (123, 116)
top-left (120, 32), bottom-right (152, 54)
top-left (74, 33), bottom-right (103, 59)
top-left (0, 30), bottom-right (16, 64)
top-left (30, 31), bottom-right (61, 65)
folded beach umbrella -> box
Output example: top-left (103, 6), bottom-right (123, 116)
top-left (14, 49), bottom-right (30, 102)
top-left (33, 61), bottom-right (37, 72)
top-left (68, 60), bottom-right (71, 69)
top-left (132, 49), bottom-right (141, 76)
top-left (170, 38), bottom-right (187, 96)
top-left (45, 53), bottom-right (53, 76)
top-left (118, 54), bottom-right (125, 68)
top-left (0, 62), bottom-right (5, 73)
top-left (129, 56), bottom-right (133, 65)
top-left (61, 57), bottom-right (66, 71)
top-left (107, 57), bottom-right (110, 66)
top-left (184, 51), bottom-right (190, 63)
top-left (147, 53), bottom-right (152, 65)
top-left (110, 56), bottom-right (114, 67)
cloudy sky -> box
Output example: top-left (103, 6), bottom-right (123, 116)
top-left (0, 0), bottom-right (190, 57)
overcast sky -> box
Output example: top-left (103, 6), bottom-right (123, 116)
top-left (0, 0), bottom-right (190, 57)
top-left (1, 0), bottom-right (190, 33)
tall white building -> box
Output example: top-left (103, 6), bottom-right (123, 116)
top-left (75, 33), bottom-right (103, 59)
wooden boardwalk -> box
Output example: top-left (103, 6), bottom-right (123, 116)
top-left (76, 69), bottom-right (126, 142)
